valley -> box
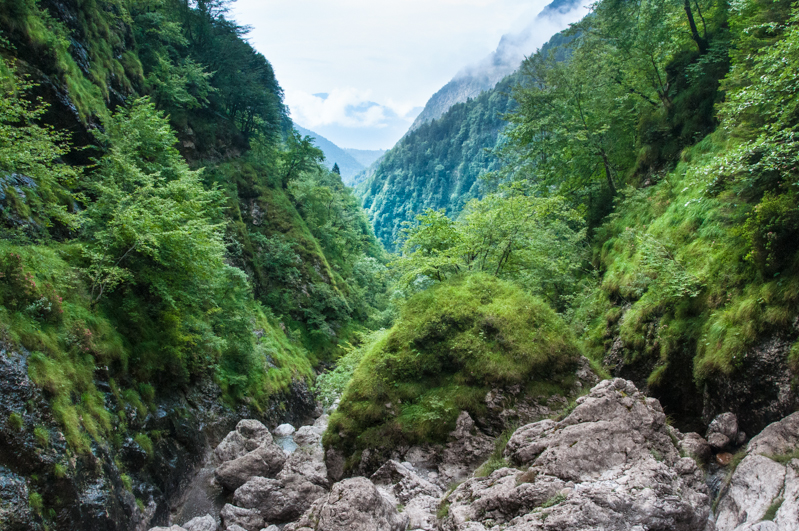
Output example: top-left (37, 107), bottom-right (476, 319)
top-left (1, 0), bottom-right (799, 530)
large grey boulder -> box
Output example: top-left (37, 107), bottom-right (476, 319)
top-left (183, 514), bottom-right (217, 531)
top-left (220, 504), bottom-right (264, 531)
top-left (215, 420), bottom-right (273, 464)
top-left (440, 378), bottom-right (710, 531)
top-left (278, 444), bottom-right (329, 488)
top-left (371, 460), bottom-right (443, 531)
top-left (284, 477), bottom-right (408, 531)
top-left (715, 412), bottom-right (799, 531)
top-left (233, 474), bottom-right (326, 523)
top-left (215, 443), bottom-right (287, 491)
top-left (274, 424), bottom-right (296, 437)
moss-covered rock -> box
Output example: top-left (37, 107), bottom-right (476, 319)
top-left (324, 273), bottom-right (581, 470)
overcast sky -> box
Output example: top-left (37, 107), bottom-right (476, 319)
top-left (230, 0), bottom-right (579, 150)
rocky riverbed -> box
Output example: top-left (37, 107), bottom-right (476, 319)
top-left (146, 378), bottom-right (799, 531)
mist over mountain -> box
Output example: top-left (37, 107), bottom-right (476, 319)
top-left (408, 0), bottom-right (589, 132)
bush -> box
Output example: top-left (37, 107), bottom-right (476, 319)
top-left (325, 273), bottom-right (580, 470)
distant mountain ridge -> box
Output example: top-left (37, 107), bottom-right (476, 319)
top-left (294, 125), bottom-right (384, 185)
top-left (408, 0), bottom-right (588, 132)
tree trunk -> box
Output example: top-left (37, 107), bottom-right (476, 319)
top-left (684, 0), bottom-right (709, 54)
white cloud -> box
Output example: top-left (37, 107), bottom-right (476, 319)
top-left (286, 88), bottom-right (420, 131)
top-left (230, 0), bottom-right (586, 148)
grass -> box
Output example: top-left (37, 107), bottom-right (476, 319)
top-left (763, 497), bottom-right (784, 521)
top-left (7, 412), bottom-right (23, 431)
top-left (540, 493), bottom-right (566, 508)
top-left (325, 273), bottom-right (581, 472)
top-left (767, 449), bottom-right (799, 465)
top-left (475, 425), bottom-right (518, 477)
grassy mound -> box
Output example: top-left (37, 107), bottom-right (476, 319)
top-left (324, 273), bottom-right (580, 468)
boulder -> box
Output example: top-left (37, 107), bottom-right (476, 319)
top-left (220, 504), bottom-right (264, 531)
top-left (371, 460), bottom-right (443, 531)
top-left (274, 424), bottom-right (296, 437)
top-left (183, 514), bottom-right (217, 531)
top-left (293, 426), bottom-right (322, 447)
top-left (226, 526), bottom-right (248, 531)
top-left (215, 444), bottom-right (286, 491)
top-left (278, 444), bottom-right (329, 488)
top-left (438, 411), bottom-right (494, 484)
top-left (148, 527), bottom-right (185, 531)
top-left (261, 527), bottom-right (280, 531)
top-left (440, 378), bottom-right (710, 531)
top-left (233, 475), bottom-right (326, 523)
top-left (284, 477), bottom-right (408, 531)
top-left (707, 412), bottom-right (739, 451)
top-left (215, 420), bottom-right (273, 464)
top-left (679, 432), bottom-right (712, 463)
top-left (714, 412), bottom-right (799, 531)
top-left (324, 448), bottom-right (346, 483)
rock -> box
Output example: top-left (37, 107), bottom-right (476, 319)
top-left (274, 424), bottom-right (296, 437)
top-left (226, 526), bottom-right (248, 531)
top-left (325, 448), bottom-right (346, 483)
top-left (261, 527), bottom-right (279, 531)
top-left (709, 432), bottom-right (732, 451)
top-left (714, 412), bottom-right (799, 531)
top-left (313, 414), bottom-right (329, 430)
top-left (707, 413), bottom-right (739, 451)
top-left (438, 411), bottom-right (494, 484)
top-left (746, 411), bottom-right (799, 456)
top-left (220, 504), bottom-right (264, 531)
top-left (233, 475), bottom-right (326, 523)
top-left (371, 460), bottom-right (442, 530)
top-left (441, 379), bottom-right (710, 531)
top-left (371, 460), bottom-right (443, 503)
top-left (284, 477), bottom-right (408, 531)
top-left (680, 432), bottom-right (712, 463)
top-left (278, 444), bottom-right (329, 488)
top-left (215, 443), bottom-right (287, 491)
top-left (149, 527), bottom-right (185, 531)
top-left (293, 426), bottom-right (322, 447)
top-left (215, 420), bottom-right (273, 464)
top-left (183, 514), bottom-right (217, 531)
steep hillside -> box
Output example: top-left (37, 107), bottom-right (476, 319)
top-left (356, 72), bottom-right (518, 249)
top-left (294, 125), bottom-right (366, 185)
top-left (0, 1), bottom-right (388, 529)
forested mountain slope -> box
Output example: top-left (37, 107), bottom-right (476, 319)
top-left (356, 32), bottom-right (572, 250)
top-left (0, 1), bottom-right (387, 529)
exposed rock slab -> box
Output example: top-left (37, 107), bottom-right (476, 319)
top-left (284, 477), bottom-right (408, 531)
top-left (233, 474), bottom-right (326, 523)
top-left (183, 514), bottom-right (217, 531)
top-left (441, 378), bottom-right (710, 531)
top-left (715, 412), bottom-right (799, 531)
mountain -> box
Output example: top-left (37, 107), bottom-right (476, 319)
top-left (344, 148), bottom-right (386, 168)
top-left (355, 29), bottom-right (574, 250)
top-left (408, 0), bottom-right (589, 132)
top-left (294, 125), bottom-right (366, 185)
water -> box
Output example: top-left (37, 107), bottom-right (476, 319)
top-left (274, 435), bottom-right (299, 455)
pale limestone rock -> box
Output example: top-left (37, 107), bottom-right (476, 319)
top-left (284, 477), bottom-right (408, 531)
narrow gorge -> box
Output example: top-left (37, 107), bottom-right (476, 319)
top-left (1, 0), bottom-right (799, 530)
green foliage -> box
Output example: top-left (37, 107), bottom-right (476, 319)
top-left (474, 425), bottom-right (517, 477)
top-left (28, 491), bottom-right (43, 514)
top-left (393, 189), bottom-right (589, 310)
top-left (0, 59), bottom-right (78, 239)
top-left (314, 330), bottom-right (387, 408)
top-left (325, 274), bottom-right (580, 470)
top-left (33, 426), bottom-right (49, 447)
top-left (7, 412), bottom-right (22, 431)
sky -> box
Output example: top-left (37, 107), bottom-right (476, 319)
top-left (230, 0), bottom-right (581, 150)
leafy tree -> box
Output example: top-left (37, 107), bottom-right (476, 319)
top-left (0, 59), bottom-right (78, 238)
